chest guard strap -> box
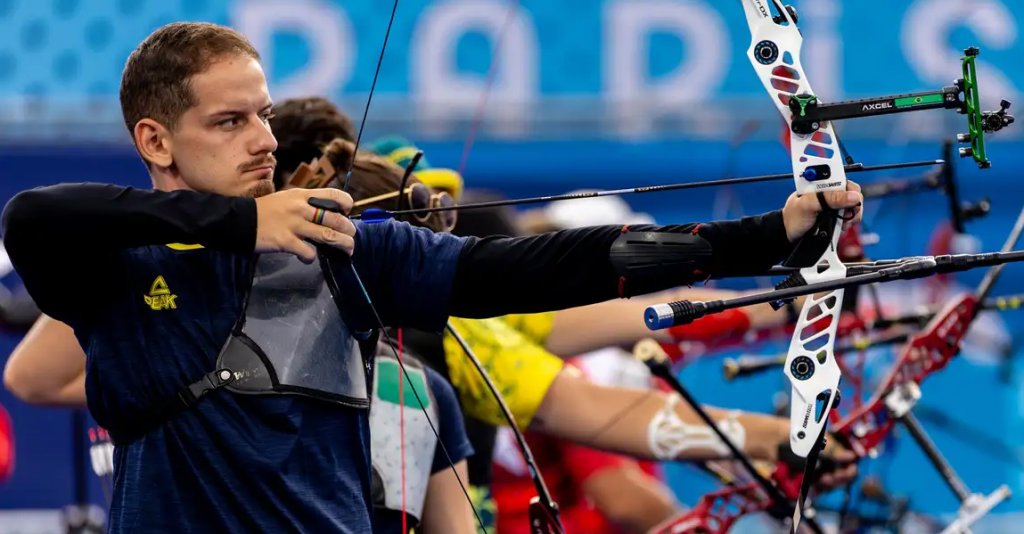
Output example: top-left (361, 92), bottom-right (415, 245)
top-left (107, 368), bottom-right (235, 446)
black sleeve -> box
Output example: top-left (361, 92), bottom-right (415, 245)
top-left (449, 210), bottom-right (793, 318)
top-left (1, 183), bottom-right (257, 323)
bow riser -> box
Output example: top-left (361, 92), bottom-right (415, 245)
top-left (833, 294), bottom-right (977, 456)
top-left (741, 0), bottom-right (847, 458)
top-left (782, 286), bottom-right (846, 453)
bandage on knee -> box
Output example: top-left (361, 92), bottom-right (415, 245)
top-left (647, 394), bottom-right (746, 460)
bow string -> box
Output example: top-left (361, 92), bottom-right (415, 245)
top-left (332, 1), bottom-right (562, 533)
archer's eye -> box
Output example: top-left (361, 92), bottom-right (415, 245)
top-left (218, 117), bottom-right (243, 130)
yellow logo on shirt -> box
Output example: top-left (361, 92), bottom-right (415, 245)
top-left (144, 276), bottom-right (178, 311)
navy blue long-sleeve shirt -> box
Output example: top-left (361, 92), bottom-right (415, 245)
top-left (1, 183), bottom-right (793, 534)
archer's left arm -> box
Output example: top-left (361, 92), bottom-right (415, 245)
top-left (342, 188), bottom-right (860, 330)
top-left (336, 214), bottom-right (786, 330)
top-left (449, 211), bottom-right (794, 319)
top-left (449, 183), bottom-right (866, 320)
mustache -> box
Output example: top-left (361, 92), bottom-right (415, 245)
top-left (239, 154), bottom-right (277, 174)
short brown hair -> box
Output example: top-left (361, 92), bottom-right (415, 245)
top-left (120, 22), bottom-right (260, 137)
top-left (269, 97), bottom-right (357, 190)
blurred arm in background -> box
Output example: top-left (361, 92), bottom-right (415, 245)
top-left (0, 241), bottom-right (42, 334)
top-left (540, 288), bottom-right (799, 357)
top-left (421, 461), bottom-right (478, 534)
top-left (564, 441), bottom-right (679, 534)
top-left (2, 315), bottom-right (87, 407)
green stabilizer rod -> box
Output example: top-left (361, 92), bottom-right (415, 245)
top-left (958, 47), bottom-right (1015, 169)
top-left (784, 48), bottom-right (1013, 169)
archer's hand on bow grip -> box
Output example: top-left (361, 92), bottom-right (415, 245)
top-left (781, 185), bottom-right (864, 244)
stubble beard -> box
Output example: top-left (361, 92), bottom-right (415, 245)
top-left (248, 179), bottom-right (275, 198)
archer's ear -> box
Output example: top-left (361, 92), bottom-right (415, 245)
top-left (134, 118), bottom-right (174, 169)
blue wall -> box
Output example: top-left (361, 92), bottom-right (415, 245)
top-left (1, 0), bottom-right (1023, 144)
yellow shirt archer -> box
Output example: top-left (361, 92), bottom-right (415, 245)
top-left (443, 312), bottom-right (562, 429)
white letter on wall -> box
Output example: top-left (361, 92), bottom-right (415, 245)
top-left (412, 0), bottom-right (538, 137)
top-left (802, 0), bottom-right (843, 102)
top-left (902, 0), bottom-right (1018, 109)
top-left (232, 0), bottom-right (354, 99)
top-left (605, 0), bottom-right (730, 137)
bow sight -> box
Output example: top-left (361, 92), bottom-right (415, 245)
top-left (781, 46), bottom-right (1015, 169)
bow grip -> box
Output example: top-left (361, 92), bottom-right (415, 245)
top-left (783, 209), bottom-right (840, 269)
top-left (767, 209), bottom-right (841, 310)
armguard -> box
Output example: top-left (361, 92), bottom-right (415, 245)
top-left (610, 229), bottom-right (714, 297)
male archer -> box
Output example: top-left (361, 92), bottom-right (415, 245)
top-left (1, 22), bottom-right (863, 534)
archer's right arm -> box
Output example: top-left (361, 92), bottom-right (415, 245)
top-left (1, 184), bottom-right (353, 324)
top-left (3, 315), bottom-right (87, 407)
top-left (1, 183), bottom-right (258, 323)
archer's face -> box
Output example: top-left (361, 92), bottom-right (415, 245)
top-left (170, 54), bottom-right (278, 198)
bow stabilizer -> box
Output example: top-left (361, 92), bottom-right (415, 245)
top-left (786, 48), bottom-right (1014, 169)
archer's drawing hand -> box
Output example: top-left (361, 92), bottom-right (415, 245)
top-left (782, 181), bottom-right (864, 242)
top-left (255, 188), bottom-right (356, 263)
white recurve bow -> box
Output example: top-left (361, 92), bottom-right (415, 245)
top-left (738, 1), bottom-right (848, 529)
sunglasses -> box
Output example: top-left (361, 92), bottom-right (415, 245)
top-left (354, 182), bottom-right (457, 232)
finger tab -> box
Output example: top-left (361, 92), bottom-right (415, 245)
top-left (308, 197), bottom-right (343, 213)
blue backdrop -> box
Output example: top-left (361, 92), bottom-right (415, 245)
top-left (0, 0), bottom-right (1022, 146)
top-left (0, 0), bottom-right (1023, 530)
